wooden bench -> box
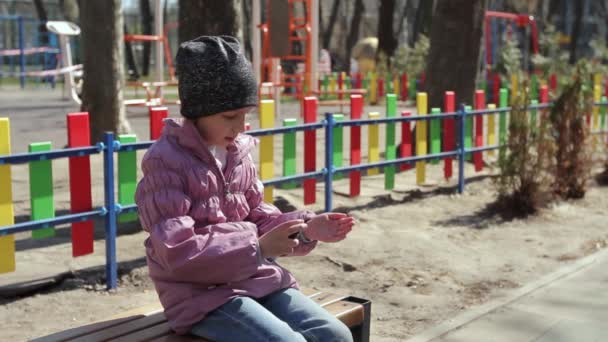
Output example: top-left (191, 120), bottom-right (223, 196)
top-left (33, 289), bottom-right (371, 342)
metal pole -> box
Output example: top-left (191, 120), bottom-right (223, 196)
top-left (458, 104), bottom-right (466, 193)
top-left (252, 0), bottom-right (261, 85)
top-left (18, 16), bottom-right (25, 89)
top-left (324, 113), bottom-right (334, 212)
top-left (155, 0), bottom-right (164, 97)
top-left (310, 0), bottom-right (319, 94)
top-left (103, 132), bottom-right (118, 290)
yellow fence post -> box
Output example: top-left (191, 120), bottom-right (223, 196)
top-left (259, 100), bottom-right (274, 203)
top-left (487, 103), bottom-right (496, 156)
top-left (416, 93), bottom-right (428, 185)
top-left (0, 118), bottom-right (15, 273)
top-left (367, 112), bottom-right (380, 175)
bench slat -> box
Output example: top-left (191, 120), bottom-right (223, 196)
top-left (324, 300), bottom-right (366, 328)
top-left (312, 292), bottom-right (348, 307)
top-left (71, 312), bottom-right (167, 342)
top-left (30, 316), bottom-right (143, 342)
top-left (109, 322), bottom-right (172, 342)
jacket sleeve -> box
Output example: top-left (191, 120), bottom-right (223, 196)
top-left (245, 178), bottom-right (317, 256)
top-left (136, 157), bottom-right (261, 285)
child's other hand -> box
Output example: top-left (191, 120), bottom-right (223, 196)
top-left (305, 213), bottom-right (354, 243)
top-left (259, 220), bottom-right (306, 258)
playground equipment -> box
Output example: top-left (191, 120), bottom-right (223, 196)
top-left (45, 21), bottom-right (82, 105)
top-left (0, 15), bottom-right (62, 89)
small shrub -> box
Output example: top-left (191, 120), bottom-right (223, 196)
top-left (494, 84), bottom-right (554, 218)
top-left (548, 62), bottom-right (593, 199)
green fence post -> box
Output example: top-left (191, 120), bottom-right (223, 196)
top-left (333, 114), bottom-right (344, 180)
top-left (118, 134), bottom-right (138, 222)
top-left (385, 94), bottom-right (396, 190)
top-left (282, 118), bottom-right (297, 189)
top-left (29, 142), bottom-right (54, 239)
top-left (430, 107), bottom-right (441, 165)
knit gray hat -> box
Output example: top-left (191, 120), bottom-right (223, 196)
top-left (176, 35), bottom-right (258, 118)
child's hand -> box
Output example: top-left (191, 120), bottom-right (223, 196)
top-left (259, 220), bottom-right (306, 258)
top-left (305, 213), bottom-right (354, 243)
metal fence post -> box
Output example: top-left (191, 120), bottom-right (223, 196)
top-left (17, 16), bottom-right (25, 89)
top-left (458, 104), bottom-right (466, 194)
top-left (103, 132), bottom-right (117, 290)
top-left (324, 113), bottom-right (334, 212)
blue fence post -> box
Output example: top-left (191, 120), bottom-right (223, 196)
top-left (458, 104), bottom-right (467, 193)
top-left (17, 16), bottom-right (25, 89)
top-left (324, 113), bottom-right (334, 212)
top-left (103, 132), bottom-right (118, 290)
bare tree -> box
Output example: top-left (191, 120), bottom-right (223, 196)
top-left (569, 0), bottom-right (583, 64)
top-left (33, 0), bottom-right (49, 45)
top-left (377, 0), bottom-right (398, 62)
top-left (140, 0), bottom-right (152, 76)
top-left (411, 0), bottom-right (434, 46)
top-left (322, 0), bottom-right (341, 49)
top-left (345, 0), bottom-right (364, 71)
top-left (178, 0), bottom-right (241, 43)
top-left (426, 0), bottom-right (487, 108)
top-left (80, 0), bottom-right (131, 142)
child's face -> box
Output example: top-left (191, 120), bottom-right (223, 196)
top-left (195, 106), bottom-right (253, 148)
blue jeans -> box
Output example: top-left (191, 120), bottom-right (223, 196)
top-left (190, 288), bottom-right (353, 342)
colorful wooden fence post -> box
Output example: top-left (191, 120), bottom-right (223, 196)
top-left (511, 74), bottom-right (518, 100)
top-left (322, 75), bottom-right (329, 100)
top-left (259, 100), bottom-right (274, 203)
top-left (333, 114), bottom-right (344, 180)
top-left (474, 90), bottom-right (485, 172)
top-left (530, 74), bottom-right (538, 101)
top-left (430, 107), bottom-right (441, 165)
top-left (67, 112), bottom-right (94, 257)
top-left (601, 96), bottom-right (607, 131)
top-left (416, 93), bottom-right (428, 185)
top-left (409, 76), bottom-right (416, 101)
top-left (594, 84), bottom-right (601, 129)
top-left (0, 118), bottom-right (15, 273)
top-left (303, 97), bottom-right (317, 204)
top-left (499, 88), bottom-right (508, 161)
top-left (401, 73), bottom-right (408, 101)
top-left (378, 78), bottom-right (385, 101)
top-left (29, 142), bottom-right (55, 238)
top-left (282, 118), bottom-right (297, 189)
top-left (443, 91), bottom-right (455, 179)
top-left (385, 94), bottom-right (396, 190)
top-left (350, 95), bottom-right (363, 197)
top-left (370, 72), bottom-right (378, 104)
top-left (465, 105), bottom-right (473, 161)
top-left (367, 112), bottom-right (380, 175)
top-left (487, 104), bottom-right (496, 156)
top-left (393, 76), bottom-right (400, 102)
top-left (400, 111), bottom-right (413, 171)
top-left (549, 74), bottom-right (557, 95)
top-left (118, 134), bottom-right (138, 222)
top-left (149, 107), bottom-right (168, 140)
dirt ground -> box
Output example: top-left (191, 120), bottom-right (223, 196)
top-left (1, 87), bottom-right (607, 341)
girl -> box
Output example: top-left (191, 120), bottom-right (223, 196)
top-left (135, 36), bottom-right (355, 342)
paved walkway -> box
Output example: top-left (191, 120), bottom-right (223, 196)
top-left (408, 248), bottom-right (608, 342)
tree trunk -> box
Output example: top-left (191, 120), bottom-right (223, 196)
top-left (178, 0), bottom-right (240, 44)
top-left (124, 24), bottom-right (140, 80)
top-left (569, 0), bottom-right (583, 64)
top-left (345, 0), bottom-right (364, 71)
top-left (377, 0), bottom-right (398, 62)
top-left (412, 0), bottom-right (434, 45)
top-left (426, 0), bottom-right (486, 109)
top-left (33, 0), bottom-right (49, 45)
top-left (80, 0), bottom-right (131, 142)
top-left (322, 0), bottom-right (341, 49)
top-left (140, 0), bottom-right (152, 76)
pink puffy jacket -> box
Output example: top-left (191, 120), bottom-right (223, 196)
top-left (135, 118), bottom-right (316, 334)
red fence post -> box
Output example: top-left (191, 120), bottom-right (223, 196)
top-left (67, 112), bottom-right (94, 257)
top-left (474, 90), bottom-right (485, 172)
top-left (443, 91), bottom-right (455, 179)
top-left (349, 95), bottom-right (363, 197)
top-left (400, 111), bottom-right (412, 171)
top-left (149, 106), bottom-right (168, 140)
top-left (303, 97), bottom-right (317, 205)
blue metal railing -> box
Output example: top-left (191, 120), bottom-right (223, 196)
top-left (1, 101), bottom-right (607, 289)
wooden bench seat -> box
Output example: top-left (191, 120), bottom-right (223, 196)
top-left (33, 289), bottom-right (371, 342)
